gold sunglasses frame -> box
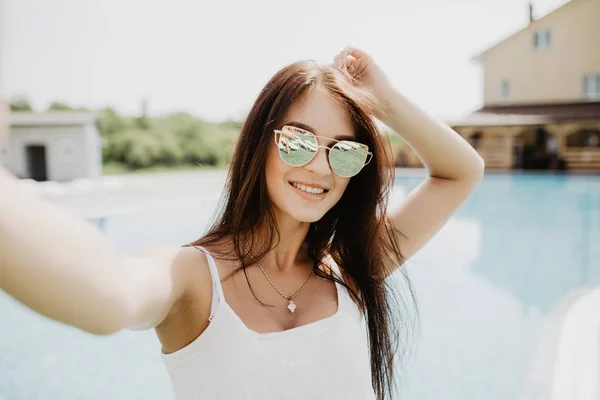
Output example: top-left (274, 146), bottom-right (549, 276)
top-left (273, 125), bottom-right (373, 178)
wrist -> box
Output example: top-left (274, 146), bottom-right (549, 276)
top-left (375, 87), bottom-right (405, 124)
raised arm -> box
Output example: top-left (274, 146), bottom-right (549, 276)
top-left (335, 47), bottom-right (485, 273)
top-left (0, 167), bottom-right (193, 334)
top-left (381, 88), bottom-right (484, 263)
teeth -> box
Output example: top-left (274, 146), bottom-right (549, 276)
top-left (292, 182), bottom-right (324, 195)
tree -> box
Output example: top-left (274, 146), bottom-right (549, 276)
top-left (135, 97), bottom-right (151, 130)
top-left (96, 107), bottom-right (126, 137)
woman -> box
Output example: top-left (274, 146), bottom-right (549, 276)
top-left (0, 47), bottom-right (484, 399)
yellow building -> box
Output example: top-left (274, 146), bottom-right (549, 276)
top-left (453, 0), bottom-right (600, 171)
top-left (398, 0), bottom-right (600, 171)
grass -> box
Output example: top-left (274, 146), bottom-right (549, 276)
top-left (102, 162), bottom-right (227, 176)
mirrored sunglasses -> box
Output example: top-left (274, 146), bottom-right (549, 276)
top-left (273, 125), bottom-right (373, 178)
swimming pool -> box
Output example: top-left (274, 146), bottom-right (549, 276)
top-left (1, 172), bottom-right (599, 399)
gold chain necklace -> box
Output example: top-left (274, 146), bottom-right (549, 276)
top-left (244, 249), bottom-right (314, 313)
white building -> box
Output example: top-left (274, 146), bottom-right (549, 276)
top-left (0, 112), bottom-right (103, 181)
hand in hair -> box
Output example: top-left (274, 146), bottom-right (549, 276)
top-left (333, 48), bottom-right (485, 270)
top-left (333, 46), bottom-right (394, 121)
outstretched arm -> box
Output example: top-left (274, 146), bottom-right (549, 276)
top-left (0, 167), bottom-right (191, 334)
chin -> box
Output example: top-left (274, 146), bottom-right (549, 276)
top-left (287, 208), bottom-right (326, 223)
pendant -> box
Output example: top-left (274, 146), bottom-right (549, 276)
top-left (287, 300), bottom-right (297, 313)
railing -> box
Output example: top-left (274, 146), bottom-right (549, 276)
top-left (477, 149), bottom-right (513, 169)
top-left (563, 148), bottom-right (600, 169)
top-left (400, 143), bottom-right (600, 171)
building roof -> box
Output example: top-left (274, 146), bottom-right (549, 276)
top-left (11, 111), bottom-right (97, 127)
top-left (450, 101), bottom-right (600, 127)
top-left (472, 0), bottom-right (576, 62)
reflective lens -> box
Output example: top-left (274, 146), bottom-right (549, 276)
top-left (276, 131), bottom-right (318, 166)
top-left (329, 141), bottom-right (369, 177)
top-left (275, 126), bottom-right (371, 178)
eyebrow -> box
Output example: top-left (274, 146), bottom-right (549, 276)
top-left (284, 121), bottom-right (357, 142)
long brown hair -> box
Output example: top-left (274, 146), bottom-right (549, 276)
top-left (191, 60), bottom-right (417, 399)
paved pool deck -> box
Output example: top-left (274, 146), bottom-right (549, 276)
top-left (18, 170), bottom-right (231, 218)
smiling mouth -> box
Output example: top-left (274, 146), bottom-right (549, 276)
top-left (288, 181), bottom-right (329, 195)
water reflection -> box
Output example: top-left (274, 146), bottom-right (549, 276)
top-left (396, 173), bottom-right (600, 399)
top-left (464, 174), bottom-right (599, 311)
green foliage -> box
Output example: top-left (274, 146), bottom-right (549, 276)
top-left (96, 106), bottom-right (241, 171)
top-left (124, 131), bottom-right (162, 168)
top-left (386, 131), bottom-right (407, 153)
top-left (10, 97), bottom-right (33, 111)
top-left (155, 130), bottom-right (184, 165)
top-left (96, 107), bottom-right (127, 137)
top-left (48, 101), bottom-right (89, 112)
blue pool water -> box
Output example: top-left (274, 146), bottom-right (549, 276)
top-left (1, 173), bottom-right (599, 399)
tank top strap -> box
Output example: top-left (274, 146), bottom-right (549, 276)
top-left (192, 245), bottom-right (224, 321)
top-left (325, 256), bottom-right (351, 300)
top-left (330, 262), bottom-right (343, 283)
top-left (325, 256), bottom-right (364, 321)
top-left (325, 255), bottom-right (344, 283)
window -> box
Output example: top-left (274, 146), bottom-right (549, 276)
top-left (501, 80), bottom-right (510, 102)
top-left (544, 29), bottom-right (552, 46)
top-left (567, 130), bottom-right (600, 147)
top-left (533, 28), bottom-right (552, 49)
top-left (583, 75), bottom-right (600, 100)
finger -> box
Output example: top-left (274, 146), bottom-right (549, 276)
top-left (334, 53), bottom-right (350, 72)
top-left (343, 46), bottom-right (370, 60)
top-left (347, 47), bottom-right (374, 71)
top-left (340, 48), bottom-right (351, 69)
top-left (345, 54), bottom-right (357, 68)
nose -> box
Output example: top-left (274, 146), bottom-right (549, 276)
top-left (304, 146), bottom-right (331, 176)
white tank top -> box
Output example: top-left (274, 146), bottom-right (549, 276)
top-left (160, 246), bottom-right (376, 400)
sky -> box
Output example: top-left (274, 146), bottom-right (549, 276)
top-left (0, 0), bottom-right (570, 122)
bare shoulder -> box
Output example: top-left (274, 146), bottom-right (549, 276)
top-left (147, 244), bottom-right (221, 354)
top-left (154, 245), bottom-right (214, 328)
